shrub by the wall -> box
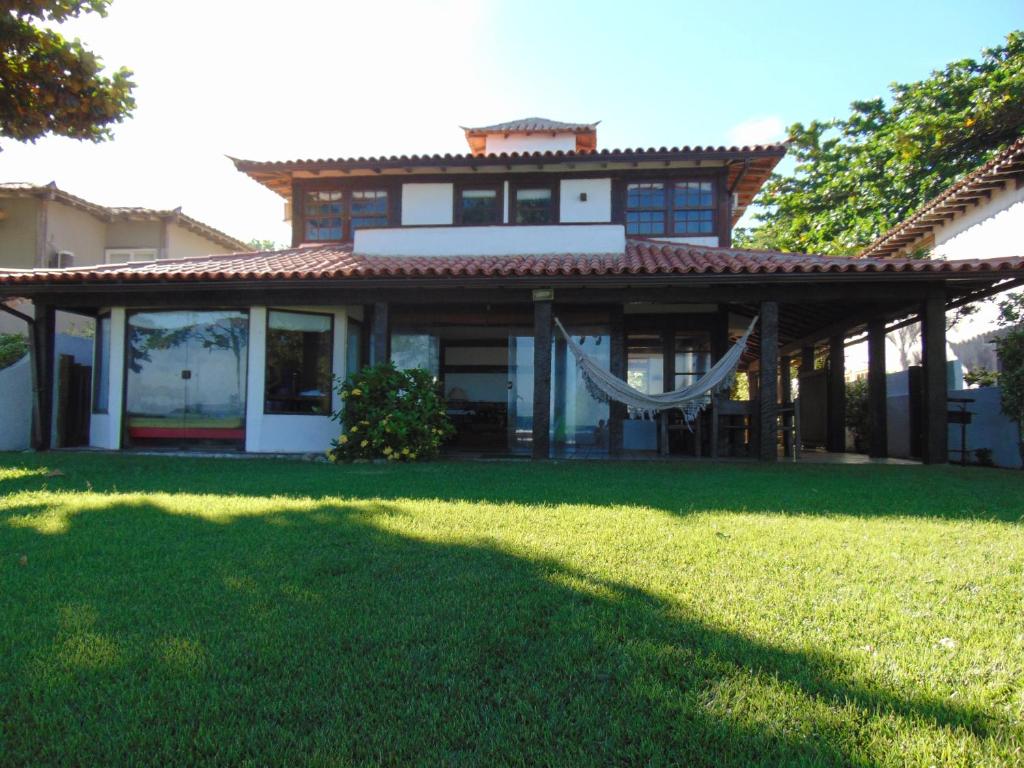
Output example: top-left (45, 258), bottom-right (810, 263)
top-left (329, 363), bottom-right (454, 462)
top-left (0, 333), bottom-right (28, 371)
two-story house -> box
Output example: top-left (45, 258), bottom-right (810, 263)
top-left (2, 119), bottom-right (1022, 462)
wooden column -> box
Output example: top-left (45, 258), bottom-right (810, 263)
top-left (867, 318), bottom-right (889, 459)
top-left (758, 301), bottom-right (778, 462)
top-left (659, 327), bottom-right (674, 455)
top-left (31, 302), bottom-right (55, 450)
top-left (780, 354), bottom-right (792, 455)
top-left (826, 333), bottom-right (846, 453)
top-left (531, 297), bottom-right (553, 460)
top-left (608, 305), bottom-right (625, 456)
top-left (370, 302), bottom-right (389, 366)
top-left (800, 345), bottom-right (815, 375)
top-left (711, 306), bottom-right (729, 362)
top-left (921, 293), bottom-right (948, 465)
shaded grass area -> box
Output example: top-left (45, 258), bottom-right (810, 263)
top-left (1, 452), bottom-right (1023, 766)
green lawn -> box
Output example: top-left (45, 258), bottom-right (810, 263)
top-left (1, 453), bottom-right (1022, 766)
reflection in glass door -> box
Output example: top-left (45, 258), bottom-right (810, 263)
top-left (506, 335), bottom-right (534, 454)
top-left (125, 310), bottom-right (249, 449)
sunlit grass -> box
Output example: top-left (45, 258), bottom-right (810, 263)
top-left (1, 452), bottom-right (1022, 766)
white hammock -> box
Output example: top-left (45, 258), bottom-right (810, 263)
top-left (554, 315), bottom-right (759, 424)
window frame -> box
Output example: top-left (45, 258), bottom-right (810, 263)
top-left (92, 312), bottom-right (111, 414)
top-left (623, 179), bottom-right (717, 237)
top-left (302, 188), bottom-right (392, 243)
top-left (263, 308), bottom-right (336, 417)
top-left (509, 181), bottom-right (559, 225)
top-left (453, 183), bottom-right (504, 226)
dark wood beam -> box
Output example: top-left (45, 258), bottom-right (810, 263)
top-left (826, 333), bottom-right (846, 453)
top-left (921, 293), bottom-right (948, 465)
top-left (758, 301), bottom-right (779, 462)
top-left (867, 318), bottom-right (888, 458)
top-left (532, 297), bottom-right (553, 459)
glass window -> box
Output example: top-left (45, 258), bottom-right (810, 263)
top-left (304, 191), bottom-right (344, 241)
top-left (350, 190), bottom-right (388, 231)
top-left (93, 314), bottom-right (111, 413)
top-left (624, 180), bottom-right (715, 236)
top-left (265, 310), bottom-right (333, 415)
top-left (346, 318), bottom-right (363, 379)
top-left (674, 332), bottom-right (711, 389)
top-left (672, 181), bottom-right (715, 234)
top-left (514, 188), bottom-right (554, 224)
top-left (391, 333), bottom-right (439, 376)
top-left (459, 188), bottom-right (500, 225)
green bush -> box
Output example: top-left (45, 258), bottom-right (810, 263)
top-left (845, 378), bottom-right (870, 452)
top-left (329, 362), bottom-right (454, 463)
top-left (0, 333), bottom-right (28, 371)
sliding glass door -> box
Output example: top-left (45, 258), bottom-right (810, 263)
top-left (124, 310), bottom-right (249, 449)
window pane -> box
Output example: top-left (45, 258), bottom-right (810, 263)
top-left (391, 334), bottom-right (439, 376)
top-left (265, 310), bottom-right (333, 415)
top-left (515, 188), bottom-right (552, 224)
top-left (460, 189), bottom-right (499, 225)
top-left (672, 209), bottom-right (714, 234)
top-left (93, 315), bottom-right (111, 412)
top-left (673, 181), bottom-right (714, 209)
top-left (351, 190), bottom-right (388, 214)
top-left (626, 183), bottom-right (665, 209)
top-left (625, 210), bottom-right (666, 235)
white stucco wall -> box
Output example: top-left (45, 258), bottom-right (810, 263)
top-left (167, 223), bottom-right (238, 259)
top-left (932, 181), bottom-right (1024, 259)
top-left (656, 236), bottom-right (721, 248)
top-left (0, 356), bottom-right (32, 450)
top-left (484, 133), bottom-right (577, 155)
top-left (245, 306), bottom-right (351, 454)
top-left (559, 178), bottom-right (612, 223)
top-left (45, 200), bottom-right (106, 267)
top-left (401, 183), bottom-right (454, 226)
top-left (89, 308), bottom-right (125, 449)
top-left (356, 224), bottom-right (626, 256)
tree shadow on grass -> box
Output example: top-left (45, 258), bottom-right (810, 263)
top-left (2, 452), bottom-right (1023, 523)
top-left (0, 498), bottom-right (1007, 766)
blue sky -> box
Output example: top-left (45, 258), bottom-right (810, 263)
top-left (2, 0), bottom-right (1020, 244)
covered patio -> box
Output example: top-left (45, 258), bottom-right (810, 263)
top-left (3, 240), bottom-right (1021, 462)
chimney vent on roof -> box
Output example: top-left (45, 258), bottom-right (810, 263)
top-left (462, 117), bottom-right (599, 156)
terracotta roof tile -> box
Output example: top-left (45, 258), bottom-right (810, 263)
top-left (2, 240), bottom-right (1022, 287)
top-left (461, 118), bottom-right (599, 133)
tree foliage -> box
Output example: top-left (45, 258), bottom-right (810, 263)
top-left (1, 1), bottom-right (135, 143)
top-left (736, 32), bottom-right (1024, 255)
top-left (994, 293), bottom-right (1024, 467)
top-left (0, 332), bottom-right (28, 370)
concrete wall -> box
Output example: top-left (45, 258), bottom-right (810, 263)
top-left (356, 223), bottom-right (626, 257)
top-left (484, 133), bottom-right (577, 155)
top-left (0, 196), bottom-right (40, 269)
top-left (401, 183), bottom-right (454, 225)
top-left (946, 386), bottom-right (1021, 468)
top-left (559, 178), bottom-right (611, 223)
top-left (167, 223), bottom-right (236, 260)
top-left (244, 306), bottom-right (351, 454)
top-left (45, 200), bottom-right (106, 267)
top-left (106, 220), bottom-right (162, 252)
top-left (0, 355), bottom-right (32, 450)
top-left (933, 181), bottom-right (1024, 260)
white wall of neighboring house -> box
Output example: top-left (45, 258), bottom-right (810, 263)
top-left (932, 181), bottom-right (1024, 259)
top-left (559, 178), bottom-right (612, 223)
top-left (244, 306), bottom-right (352, 454)
top-left (0, 356), bottom-right (32, 450)
top-left (45, 201), bottom-right (106, 268)
top-left (484, 133), bottom-right (577, 155)
top-left (167, 222), bottom-right (237, 260)
top-left (355, 223), bottom-right (626, 257)
top-left (401, 183), bottom-right (455, 226)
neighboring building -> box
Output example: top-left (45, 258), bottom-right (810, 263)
top-left (0, 182), bottom-right (247, 333)
top-left (852, 136), bottom-right (1024, 377)
top-left (2, 118), bottom-right (1022, 463)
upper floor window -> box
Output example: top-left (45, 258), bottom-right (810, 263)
top-left (625, 181), bottom-right (715, 236)
top-left (304, 189), bottom-right (389, 242)
top-left (513, 186), bottom-right (555, 225)
top-left (457, 187), bottom-right (501, 225)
